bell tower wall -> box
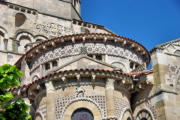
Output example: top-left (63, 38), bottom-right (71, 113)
top-left (6, 0), bottom-right (81, 20)
top-left (150, 40), bottom-right (180, 120)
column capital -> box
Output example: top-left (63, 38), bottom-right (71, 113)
top-left (45, 81), bottom-right (55, 92)
top-left (106, 78), bottom-right (115, 90)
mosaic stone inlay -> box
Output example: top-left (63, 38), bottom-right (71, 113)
top-left (55, 95), bottom-right (106, 120)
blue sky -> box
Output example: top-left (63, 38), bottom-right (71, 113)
top-left (81, 0), bottom-right (180, 51)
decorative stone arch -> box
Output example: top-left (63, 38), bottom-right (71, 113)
top-left (111, 62), bottom-right (127, 72)
top-left (120, 108), bottom-right (133, 120)
top-left (134, 108), bottom-right (155, 120)
top-left (35, 111), bottom-right (45, 120)
top-left (0, 27), bottom-right (9, 51)
top-left (62, 98), bottom-right (103, 120)
top-left (32, 75), bottom-right (39, 82)
top-left (16, 32), bottom-right (34, 53)
top-left (16, 32), bottom-right (34, 42)
top-left (0, 27), bottom-right (8, 38)
top-left (34, 35), bottom-right (48, 42)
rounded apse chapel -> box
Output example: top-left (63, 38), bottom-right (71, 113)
top-left (10, 33), bottom-right (154, 120)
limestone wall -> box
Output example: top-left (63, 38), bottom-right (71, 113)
top-left (6, 0), bottom-right (80, 20)
top-left (0, 1), bottom-right (108, 65)
top-left (43, 84), bottom-right (131, 120)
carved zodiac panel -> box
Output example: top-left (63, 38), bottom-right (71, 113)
top-left (166, 64), bottom-right (180, 91)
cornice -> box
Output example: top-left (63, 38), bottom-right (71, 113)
top-left (15, 33), bottom-right (150, 67)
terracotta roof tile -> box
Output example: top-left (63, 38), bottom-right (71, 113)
top-left (15, 33), bottom-right (150, 67)
top-left (7, 69), bottom-right (153, 93)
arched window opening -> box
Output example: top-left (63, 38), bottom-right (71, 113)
top-left (71, 108), bottom-right (94, 120)
top-left (87, 54), bottom-right (93, 58)
top-left (45, 63), bottom-right (50, 70)
top-left (87, 54), bottom-right (104, 62)
top-left (136, 110), bottom-right (152, 120)
top-left (18, 35), bottom-right (31, 53)
top-left (15, 13), bottom-right (26, 27)
top-left (96, 55), bottom-right (102, 61)
top-left (130, 62), bottom-right (134, 69)
top-left (112, 62), bottom-right (126, 72)
top-left (0, 31), bottom-right (4, 37)
top-left (52, 60), bottom-right (58, 67)
top-left (0, 31), bottom-right (4, 50)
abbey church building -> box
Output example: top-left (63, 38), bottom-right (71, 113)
top-left (1, 0), bottom-right (180, 120)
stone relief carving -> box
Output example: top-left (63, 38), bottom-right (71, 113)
top-left (34, 23), bottom-right (75, 37)
top-left (161, 42), bottom-right (180, 54)
top-left (166, 64), bottom-right (180, 90)
top-left (30, 43), bottom-right (143, 71)
top-left (76, 86), bottom-right (85, 97)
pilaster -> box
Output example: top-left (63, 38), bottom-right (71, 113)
top-left (45, 81), bottom-right (56, 120)
top-left (106, 78), bottom-right (116, 118)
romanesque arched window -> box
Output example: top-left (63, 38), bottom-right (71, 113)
top-left (0, 28), bottom-right (8, 51)
top-left (16, 33), bottom-right (33, 53)
top-left (136, 110), bottom-right (153, 120)
top-left (0, 31), bottom-right (4, 50)
top-left (18, 36), bottom-right (31, 53)
top-left (71, 108), bottom-right (94, 120)
top-left (112, 62), bottom-right (126, 72)
top-left (45, 63), bottom-right (50, 70)
top-left (52, 60), bottom-right (58, 67)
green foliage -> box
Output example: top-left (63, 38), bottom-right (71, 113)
top-left (0, 98), bottom-right (31, 120)
top-left (0, 64), bottom-right (31, 120)
top-left (0, 64), bottom-right (23, 91)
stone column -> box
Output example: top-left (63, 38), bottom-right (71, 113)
top-left (4, 39), bottom-right (8, 51)
top-left (45, 81), bottom-right (56, 120)
top-left (106, 78), bottom-right (116, 118)
top-left (0, 36), bottom-right (3, 51)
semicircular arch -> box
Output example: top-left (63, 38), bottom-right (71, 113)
top-left (62, 99), bottom-right (102, 120)
top-left (120, 108), bottom-right (133, 120)
top-left (111, 62), bottom-right (127, 72)
top-left (135, 109), bottom-right (154, 120)
top-left (35, 111), bottom-right (44, 120)
top-left (34, 35), bottom-right (48, 42)
top-left (16, 32), bottom-right (34, 42)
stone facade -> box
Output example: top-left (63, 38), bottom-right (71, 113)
top-left (1, 0), bottom-right (180, 120)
